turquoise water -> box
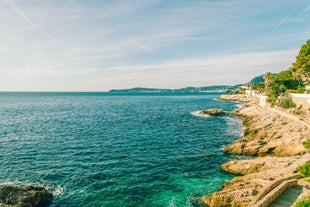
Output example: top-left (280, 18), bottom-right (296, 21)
top-left (0, 92), bottom-right (242, 207)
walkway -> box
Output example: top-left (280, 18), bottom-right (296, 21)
top-left (269, 107), bottom-right (310, 128)
top-left (269, 185), bottom-right (303, 207)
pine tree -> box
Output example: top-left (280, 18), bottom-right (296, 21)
top-left (291, 39), bottom-right (310, 84)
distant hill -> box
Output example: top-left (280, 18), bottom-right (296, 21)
top-left (249, 73), bottom-right (277, 84)
top-left (108, 85), bottom-right (243, 93)
top-left (250, 75), bottom-right (264, 84)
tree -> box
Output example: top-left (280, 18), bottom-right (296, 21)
top-left (291, 39), bottom-right (310, 85)
top-left (263, 39), bottom-right (310, 98)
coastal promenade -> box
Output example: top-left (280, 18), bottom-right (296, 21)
top-left (202, 94), bottom-right (310, 207)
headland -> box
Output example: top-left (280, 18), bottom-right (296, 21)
top-left (202, 94), bottom-right (310, 207)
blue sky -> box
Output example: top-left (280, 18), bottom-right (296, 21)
top-left (0, 0), bottom-right (309, 91)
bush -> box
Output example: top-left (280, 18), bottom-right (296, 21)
top-left (234, 88), bottom-right (246, 94)
top-left (278, 96), bottom-right (296, 109)
top-left (297, 162), bottom-right (310, 177)
top-left (303, 139), bottom-right (310, 150)
top-left (287, 89), bottom-right (299, 93)
top-left (266, 96), bottom-right (277, 107)
top-left (294, 197), bottom-right (310, 207)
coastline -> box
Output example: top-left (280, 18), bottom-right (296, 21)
top-left (202, 94), bottom-right (310, 207)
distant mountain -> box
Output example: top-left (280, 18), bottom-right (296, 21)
top-left (108, 85), bottom-right (243, 93)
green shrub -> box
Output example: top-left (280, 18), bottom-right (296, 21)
top-left (297, 162), bottom-right (310, 177)
top-left (278, 96), bottom-right (296, 109)
top-left (287, 89), bottom-right (299, 93)
top-left (234, 88), bottom-right (246, 94)
top-left (266, 96), bottom-right (277, 107)
top-left (297, 85), bottom-right (306, 93)
top-left (303, 139), bottom-right (310, 150)
top-left (294, 197), bottom-right (310, 207)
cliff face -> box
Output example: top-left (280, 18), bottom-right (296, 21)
top-left (202, 94), bottom-right (310, 207)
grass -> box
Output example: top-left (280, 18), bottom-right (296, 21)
top-left (303, 139), bottom-right (310, 150)
top-left (294, 197), bottom-right (310, 207)
top-left (297, 162), bottom-right (310, 177)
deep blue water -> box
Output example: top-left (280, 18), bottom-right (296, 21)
top-left (0, 92), bottom-right (242, 207)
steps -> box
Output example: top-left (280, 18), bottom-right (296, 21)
top-left (269, 185), bottom-right (303, 207)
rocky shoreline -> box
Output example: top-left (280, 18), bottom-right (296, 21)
top-left (202, 94), bottom-right (310, 207)
top-left (0, 185), bottom-right (53, 207)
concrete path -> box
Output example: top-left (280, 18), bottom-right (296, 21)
top-left (269, 185), bottom-right (303, 207)
top-left (269, 107), bottom-right (310, 128)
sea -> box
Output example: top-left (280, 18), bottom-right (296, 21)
top-left (0, 92), bottom-right (243, 207)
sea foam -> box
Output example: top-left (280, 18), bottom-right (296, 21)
top-left (190, 111), bottom-right (210, 118)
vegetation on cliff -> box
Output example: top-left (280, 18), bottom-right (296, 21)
top-left (265, 39), bottom-right (310, 96)
top-left (250, 39), bottom-right (310, 108)
top-left (297, 162), bottom-right (310, 177)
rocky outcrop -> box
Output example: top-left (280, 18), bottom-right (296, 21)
top-left (221, 156), bottom-right (308, 175)
top-left (0, 185), bottom-right (53, 207)
top-left (224, 106), bottom-right (309, 156)
top-left (199, 108), bottom-right (225, 116)
top-left (219, 94), bottom-right (252, 102)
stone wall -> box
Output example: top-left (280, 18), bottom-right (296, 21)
top-left (245, 90), bottom-right (267, 108)
top-left (291, 93), bottom-right (310, 109)
top-left (252, 180), bottom-right (298, 207)
top-left (252, 175), bottom-right (300, 207)
top-left (290, 93), bottom-right (310, 116)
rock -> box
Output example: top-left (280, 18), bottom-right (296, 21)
top-left (221, 156), bottom-right (306, 175)
top-left (223, 106), bottom-right (309, 156)
top-left (0, 185), bottom-right (53, 207)
top-left (219, 94), bottom-right (251, 102)
top-left (199, 108), bottom-right (225, 116)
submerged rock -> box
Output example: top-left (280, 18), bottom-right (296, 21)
top-left (199, 108), bottom-right (225, 116)
top-left (0, 185), bottom-right (53, 207)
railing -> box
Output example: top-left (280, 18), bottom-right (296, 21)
top-left (290, 93), bottom-right (310, 99)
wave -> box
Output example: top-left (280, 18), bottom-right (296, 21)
top-left (235, 103), bottom-right (244, 109)
top-left (45, 184), bottom-right (65, 196)
top-left (168, 197), bottom-right (177, 207)
top-left (223, 116), bottom-right (243, 137)
top-left (190, 111), bottom-right (210, 118)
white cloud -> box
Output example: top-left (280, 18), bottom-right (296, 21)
top-left (92, 49), bottom-right (297, 90)
top-left (0, 0), bottom-right (309, 91)
top-left (0, 49), bottom-right (297, 91)
top-left (5, 0), bottom-right (57, 42)
top-left (299, 4), bottom-right (310, 15)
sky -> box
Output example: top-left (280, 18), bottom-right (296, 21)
top-left (0, 0), bottom-right (309, 91)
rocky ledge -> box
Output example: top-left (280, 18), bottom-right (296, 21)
top-left (199, 108), bottom-right (225, 116)
top-left (219, 94), bottom-right (252, 102)
top-left (224, 105), bottom-right (308, 156)
top-left (0, 185), bottom-right (53, 207)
